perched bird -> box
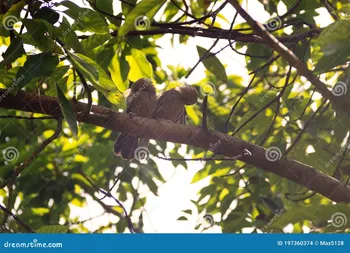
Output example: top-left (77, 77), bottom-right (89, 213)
top-left (154, 84), bottom-right (198, 124)
top-left (114, 78), bottom-right (157, 159)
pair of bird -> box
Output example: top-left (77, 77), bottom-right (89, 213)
top-left (114, 78), bottom-right (198, 160)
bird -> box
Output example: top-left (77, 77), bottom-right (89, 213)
top-left (114, 78), bottom-right (157, 159)
top-left (154, 84), bottom-right (198, 124)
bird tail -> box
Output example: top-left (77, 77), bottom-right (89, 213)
top-left (139, 138), bottom-right (150, 149)
top-left (114, 133), bottom-right (138, 160)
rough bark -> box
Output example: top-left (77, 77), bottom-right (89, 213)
top-left (1, 89), bottom-right (350, 202)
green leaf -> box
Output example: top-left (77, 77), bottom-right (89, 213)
top-left (56, 83), bottom-right (79, 137)
top-left (16, 53), bottom-right (59, 88)
top-left (67, 51), bottom-right (124, 106)
top-left (126, 48), bottom-right (153, 81)
top-left (36, 225), bottom-right (69, 233)
top-left (95, 0), bottom-right (114, 14)
top-left (3, 1), bottom-right (25, 28)
top-left (0, 67), bottom-right (17, 87)
top-left (122, 0), bottom-right (137, 15)
top-left (108, 51), bottom-right (129, 92)
top-left (118, 0), bottom-right (167, 37)
top-left (0, 15), bottom-right (10, 36)
top-left (191, 166), bottom-right (210, 183)
top-left (22, 19), bottom-right (59, 53)
top-left (0, 37), bottom-right (25, 68)
top-left (313, 20), bottom-right (350, 74)
top-left (177, 216), bottom-right (188, 221)
top-left (182, 209), bottom-right (192, 215)
top-left (81, 34), bottom-right (111, 51)
top-left (60, 1), bottom-right (108, 34)
top-left (67, 51), bottom-right (99, 81)
top-left (197, 46), bottom-right (227, 82)
top-left (33, 7), bottom-right (59, 24)
top-left (57, 17), bottom-right (84, 54)
top-left (271, 204), bottom-right (350, 230)
top-left (245, 43), bottom-right (272, 73)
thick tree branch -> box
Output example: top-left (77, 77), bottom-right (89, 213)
top-left (1, 89), bottom-right (350, 202)
top-left (84, 27), bottom-right (321, 44)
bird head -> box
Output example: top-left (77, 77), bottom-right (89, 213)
top-left (131, 78), bottom-right (156, 95)
top-left (178, 84), bottom-right (198, 105)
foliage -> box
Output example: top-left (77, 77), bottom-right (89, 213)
top-left (0, 0), bottom-right (349, 233)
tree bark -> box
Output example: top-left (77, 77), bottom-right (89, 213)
top-left (1, 89), bottom-right (350, 202)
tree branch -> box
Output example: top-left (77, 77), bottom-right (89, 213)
top-left (227, 0), bottom-right (349, 112)
top-left (0, 203), bottom-right (34, 233)
top-left (0, 89), bottom-right (350, 202)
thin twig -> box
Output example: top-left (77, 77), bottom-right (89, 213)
top-left (225, 74), bottom-right (256, 134)
top-left (79, 171), bottom-right (135, 233)
top-left (157, 149), bottom-right (252, 161)
top-left (0, 203), bottom-right (35, 233)
top-left (0, 115), bottom-right (56, 120)
top-left (0, 118), bottom-right (62, 188)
